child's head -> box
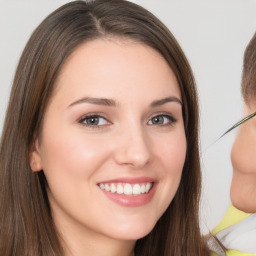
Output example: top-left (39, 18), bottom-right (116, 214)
top-left (230, 32), bottom-right (256, 213)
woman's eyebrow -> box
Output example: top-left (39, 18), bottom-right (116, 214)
top-left (68, 97), bottom-right (116, 108)
top-left (67, 96), bottom-right (182, 108)
top-left (150, 96), bottom-right (183, 107)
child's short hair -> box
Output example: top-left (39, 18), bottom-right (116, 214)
top-left (242, 32), bottom-right (256, 105)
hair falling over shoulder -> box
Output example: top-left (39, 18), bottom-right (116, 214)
top-left (0, 1), bottom-right (210, 255)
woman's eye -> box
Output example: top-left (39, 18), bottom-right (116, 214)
top-left (79, 115), bottom-right (109, 127)
top-left (148, 114), bottom-right (176, 126)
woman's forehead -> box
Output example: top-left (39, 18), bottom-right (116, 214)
top-left (53, 38), bottom-right (181, 102)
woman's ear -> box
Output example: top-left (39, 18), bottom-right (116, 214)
top-left (30, 138), bottom-right (43, 172)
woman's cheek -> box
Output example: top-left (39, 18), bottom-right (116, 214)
top-left (157, 133), bottom-right (186, 172)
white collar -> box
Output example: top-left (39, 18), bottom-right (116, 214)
top-left (216, 213), bottom-right (256, 254)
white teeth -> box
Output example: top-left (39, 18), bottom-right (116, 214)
top-left (110, 184), bottom-right (116, 193)
top-left (124, 184), bottom-right (132, 195)
top-left (117, 184), bottom-right (124, 194)
top-left (146, 183), bottom-right (152, 193)
top-left (105, 184), bottom-right (110, 192)
top-left (99, 182), bottom-right (153, 196)
top-left (133, 184), bottom-right (141, 195)
top-left (140, 184), bottom-right (146, 194)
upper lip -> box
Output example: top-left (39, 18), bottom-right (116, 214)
top-left (98, 176), bottom-right (157, 184)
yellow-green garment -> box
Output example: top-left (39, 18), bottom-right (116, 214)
top-left (211, 251), bottom-right (253, 256)
top-left (212, 205), bottom-right (254, 256)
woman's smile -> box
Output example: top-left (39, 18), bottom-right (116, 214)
top-left (97, 176), bottom-right (157, 207)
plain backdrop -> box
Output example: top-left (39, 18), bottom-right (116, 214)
top-left (0, 0), bottom-right (256, 234)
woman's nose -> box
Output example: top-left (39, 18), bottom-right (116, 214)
top-left (113, 126), bottom-right (151, 169)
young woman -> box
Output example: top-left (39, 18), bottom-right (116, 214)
top-left (211, 32), bottom-right (256, 256)
top-left (0, 1), bottom-right (210, 255)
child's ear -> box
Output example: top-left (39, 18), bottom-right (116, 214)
top-left (30, 138), bottom-right (43, 172)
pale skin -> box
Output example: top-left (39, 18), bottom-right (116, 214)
top-left (231, 102), bottom-right (256, 213)
top-left (30, 38), bottom-right (187, 256)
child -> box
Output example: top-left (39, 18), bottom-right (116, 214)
top-left (212, 32), bottom-right (256, 256)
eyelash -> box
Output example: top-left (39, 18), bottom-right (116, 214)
top-left (78, 113), bottom-right (177, 128)
top-left (78, 113), bottom-right (110, 128)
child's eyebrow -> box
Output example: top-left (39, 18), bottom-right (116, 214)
top-left (219, 111), bottom-right (256, 139)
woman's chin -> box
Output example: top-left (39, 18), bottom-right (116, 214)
top-left (106, 223), bottom-right (155, 241)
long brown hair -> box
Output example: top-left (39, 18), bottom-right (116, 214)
top-left (0, 1), bottom-right (210, 255)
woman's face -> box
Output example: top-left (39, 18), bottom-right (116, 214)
top-left (31, 39), bottom-right (186, 242)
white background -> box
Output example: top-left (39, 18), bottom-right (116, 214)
top-left (0, 0), bottom-right (256, 233)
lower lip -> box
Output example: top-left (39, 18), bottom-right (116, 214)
top-left (99, 183), bottom-right (157, 207)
